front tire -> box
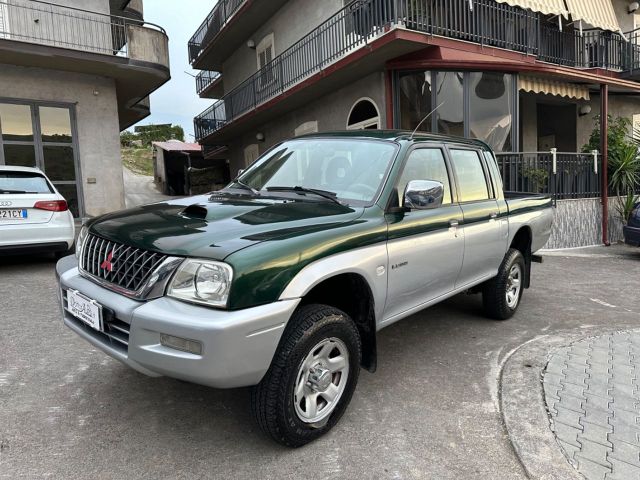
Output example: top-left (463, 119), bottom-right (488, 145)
top-left (482, 248), bottom-right (526, 320)
top-left (251, 304), bottom-right (361, 447)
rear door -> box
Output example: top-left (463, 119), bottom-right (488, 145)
top-left (0, 170), bottom-right (58, 225)
top-left (384, 146), bottom-right (464, 321)
top-left (448, 147), bottom-right (504, 288)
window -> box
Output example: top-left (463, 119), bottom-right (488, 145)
top-left (347, 98), bottom-right (380, 130)
top-left (244, 144), bottom-right (260, 165)
top-left (436, 72), bottom-right (464, 137)
top-left (399, 71), bottom-right (432, 131)
top-left (469, 72), bottom-right (512, 152)
top-left (257, 33), bottom-right (275, 88)
top-left (450, 149), bottom-right (490, 203)
top-left (396, 149), bottom-right (451, 205)
top-left (0, 171), bottom-right (52, 194)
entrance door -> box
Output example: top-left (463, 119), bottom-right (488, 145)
top-left (0, 102), bottom-right (82, 217)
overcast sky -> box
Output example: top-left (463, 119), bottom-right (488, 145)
top-left (131, 1), bottom-right (216, 141)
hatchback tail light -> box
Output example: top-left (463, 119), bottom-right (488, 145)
top-left (34, 200), bottom-right (68, 212)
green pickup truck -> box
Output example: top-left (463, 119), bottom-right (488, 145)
top-left (56, 131), bottom-right (553, 446)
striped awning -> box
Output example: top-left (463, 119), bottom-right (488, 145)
top-left (519, 75), bottom-right (590, 100)
top-left (563, 0), bottom-right (621, 33)
top-left (494, 0), bottom-right (568, 18)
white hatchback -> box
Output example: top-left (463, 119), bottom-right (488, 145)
top-left (0, 166), bottom-right (75, 257)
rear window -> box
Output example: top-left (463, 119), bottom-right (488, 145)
top-left (0, 171), bottom-right (53, 194)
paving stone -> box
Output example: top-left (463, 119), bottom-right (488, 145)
top-left (561, 381), bottom-right (588, 399)
top-left (575, 455), bottom-right (613, 479)
top-left (580, 420), bottom-right (613, 448)
top-left (584, 380), bottom-right (612, 399)
top-left (552, 421), bottom-right (582, 448)
top-left (584, 392), bottom-right (612, 412)
top-left (557, 391), bottom-right (586, 413)
top-left (577, 438), bottom-right (613, 468)
top-left (555, 404), bottom-right (585, 428)
top-left (582, 409), bottom-right (614, 429)
top-left (609, 441), bottom-right (640, 466)
top-left (605, 458), bottom-right (640, 480)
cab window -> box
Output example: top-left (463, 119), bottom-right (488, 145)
top-left (449, 149), bottom-right (491, 202)
top-left (396, 149), bottom-right (452, 205)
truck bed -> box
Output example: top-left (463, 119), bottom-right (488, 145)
top-left (504, 191), bottom-right (553, 215)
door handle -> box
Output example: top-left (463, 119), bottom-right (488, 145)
top-left (490, 212), bottom-right (499, 219)
top-left (449, 219), bottom-right (460, 237)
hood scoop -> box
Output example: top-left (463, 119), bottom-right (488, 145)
top-left (181, 204), bottom-right (208, 220)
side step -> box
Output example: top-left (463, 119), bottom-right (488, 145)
top-left (531, 255), bottom-right (544, 264)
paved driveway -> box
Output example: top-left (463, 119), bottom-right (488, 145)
top-left (0, 245), bottom-right (639, 479)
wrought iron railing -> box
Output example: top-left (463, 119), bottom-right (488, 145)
top-left (193, 0), bottom-right (640, 141)
top-left (495, 151), bottom-right (601, 200)
top-left (188, 0), bottom-right (245, 64)
top-left (196, 70), bottom-right (222, 95)
top-left (0, 0), bottom-right (165, 57)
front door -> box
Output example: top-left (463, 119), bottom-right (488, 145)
top-left (384, 147), bottom-right (464, 322)
top-left (448, 148), bottom-right (503, 287)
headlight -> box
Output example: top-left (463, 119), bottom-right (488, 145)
top-left (167, 259), bottom-right (233, 308)
top-left (75, 225), bottom-right (89, 259)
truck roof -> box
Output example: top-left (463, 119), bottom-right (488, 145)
top-left (296, 130), bottom-right (491, 149)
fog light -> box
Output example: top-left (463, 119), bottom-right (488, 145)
top-left (160, 334), bottom-right (203, 355)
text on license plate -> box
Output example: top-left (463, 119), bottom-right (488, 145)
top-left (0, 209), bottom-right (27, 220)
top-left (67, 290), bottom-right (103, 331)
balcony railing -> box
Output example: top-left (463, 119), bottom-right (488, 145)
top-left (196, 70), bottom-right (222, 95)
top-left (0, 0), bottom-right (165, 58)
top-left (193, 0), bottom-right (640, 142)
top-left (496, 151), bottom-right (601, 200)
top-left (188, 0), bottom-right (245, 64)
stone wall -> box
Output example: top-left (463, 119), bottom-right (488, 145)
top-left (545, 197), bottom-right (625, 249)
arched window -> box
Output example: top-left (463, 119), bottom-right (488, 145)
top-left (347, 98), bottom-right (380, 130)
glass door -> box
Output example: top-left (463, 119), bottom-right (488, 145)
top-left (0, 101), bottom-right (82, 217)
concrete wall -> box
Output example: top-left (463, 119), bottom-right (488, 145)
top-left (546, 197), bottom-right (625, 249)
top-left (0, 64), bottom-right (124, 216)
top-left (225, 71), bottom-right (386, 174)
top-left (222, 0), bottom-right (343, 93)
top-left (127, 25), bottom-right (169, 68)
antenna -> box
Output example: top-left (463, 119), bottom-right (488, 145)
top-left (410, 102), bottom-right (445, 140)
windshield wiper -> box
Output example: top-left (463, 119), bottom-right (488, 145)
top-left (0, 189), bottom-right (32, 194)
top-left (231, 178), bottom-right (258, 195)
top-left (266, 186), bottom-right (344, 205)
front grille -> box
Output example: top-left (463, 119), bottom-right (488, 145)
top-left (62, 289), bottom-right (130, 353)
top-left (80, 234), bottom-right (167, 293)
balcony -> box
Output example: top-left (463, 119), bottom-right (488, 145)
top-left (188, 0), bottom-right (288, 70)
top-left (196, 70), bottom-right (223, 98)
top-left (0, 0), bottom-right (170, 129)
top-left (193, 0), bottom-right (640, 143)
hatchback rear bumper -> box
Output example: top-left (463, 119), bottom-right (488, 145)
top-left (0, 241), bottom-right (70, 255)
top-left (0, 211), bottom-right (74, 253)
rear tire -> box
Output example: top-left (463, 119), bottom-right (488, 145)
top-left (482, 248), bottom-right (525, 320)
top-left (251, 304), bottom-right (361, 447)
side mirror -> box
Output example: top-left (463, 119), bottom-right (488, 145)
top-left (404, 180), bottom-right (444, 210)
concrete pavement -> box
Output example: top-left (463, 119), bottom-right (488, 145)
top-left (0, 244), bottom-right (639, 479)
top-left (122, 167), bottom-right (178, 209)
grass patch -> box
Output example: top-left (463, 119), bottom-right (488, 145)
top-left (122, 147), bottom-right (154, 176)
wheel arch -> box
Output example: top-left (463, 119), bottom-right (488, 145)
top-left (509, 226), bottom-right (533, 288)
top-left (298, 272), bottom-right (378, 372)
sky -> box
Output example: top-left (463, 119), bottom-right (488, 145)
top-left (130, 1), bottom-right (216, 141)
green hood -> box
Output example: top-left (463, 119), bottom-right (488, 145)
top-left (89, 194), bottom-right (365, 260)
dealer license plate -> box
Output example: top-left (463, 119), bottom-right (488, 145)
top-left (67, 290), bottom-right (103, 331)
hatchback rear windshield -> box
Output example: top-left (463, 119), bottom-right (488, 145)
top-left (0, 172), bottom-right (53, 194)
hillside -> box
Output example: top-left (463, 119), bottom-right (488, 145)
top-left (122, 147), bottom-right (154, 176)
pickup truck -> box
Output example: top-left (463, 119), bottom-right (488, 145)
top-left (56, 131), bottom-right (553, 447)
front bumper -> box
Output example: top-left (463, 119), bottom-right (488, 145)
top-left (56, 256), bottom-right (300, 388)
top-left (624, 225), bottom-right (640, 247)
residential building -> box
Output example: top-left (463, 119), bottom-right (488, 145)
top-left (0, 0), bottom-right (170, 217)
top-left (189, 0), bottom-right (640, 248)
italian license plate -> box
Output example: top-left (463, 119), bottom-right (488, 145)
top-left (67, 290), bottom-right (103, 331)
top-left (0, 209), bottom-right (27, 220)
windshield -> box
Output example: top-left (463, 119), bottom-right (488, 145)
top-left (236, 138), bottom-right (398, 204)
top-left (0, 171), bottom-right (53, 194)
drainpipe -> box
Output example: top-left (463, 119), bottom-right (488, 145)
top-left (600, 83), bottom-right (610, 246)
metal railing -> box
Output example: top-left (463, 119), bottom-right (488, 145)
top-left (192, 0), bottom-right (640, 141)
top-left (496, 150), bottom-right (601, 200)
top-left (0, 0), bottom-right (165, 58)
top-left (196, 70), bottom-right (222, 95)
top-left (188, 0), bottom-right (245, 63)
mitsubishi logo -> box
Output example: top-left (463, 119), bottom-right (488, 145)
top-left (100, 251), bottom-right (115, 272)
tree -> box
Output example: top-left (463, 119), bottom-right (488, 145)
top-left (134, 124), bottom-right (185, 146)
top-left (120, 130), bottom-right (136, 148)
